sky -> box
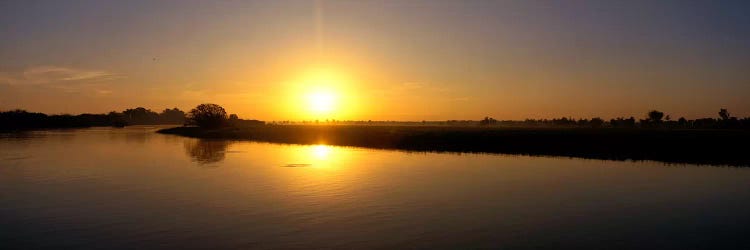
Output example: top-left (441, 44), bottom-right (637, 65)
top-left (1, 0), bottom-right (749, 121)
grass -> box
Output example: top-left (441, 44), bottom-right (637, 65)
top-left (158, 125), bottom-right (750, 167)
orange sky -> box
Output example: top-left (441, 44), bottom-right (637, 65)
top-left (1, 1), bottom-right (748, 120)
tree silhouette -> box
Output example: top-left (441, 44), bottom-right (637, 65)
top-left (123, 107), bottom-right (160, 124)
top-left (590, 117), bottom-right (604, 128)
top-left (160, 108), bottom-right (186, 124)
top-left (678, 117), bottom-right (688, 128)
top-left (719, 108), bottom-right (730, 120)
top-left (479, 116), bottom-right (497, 126)
top-left (648, 110), bottom-right (664, 123)
top-left (188, 104), bottom-right (228, 129)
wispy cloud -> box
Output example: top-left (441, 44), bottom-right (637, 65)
top-left (96, 89), bottom-right (113, 95)
top-left (0, 66), bottom-right (119, 85)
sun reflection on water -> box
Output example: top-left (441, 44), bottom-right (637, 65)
top-left (311, 144), bottom-right (332, 161)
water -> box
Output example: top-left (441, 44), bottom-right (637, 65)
top-left (1, 126), bottom-right (749, 249)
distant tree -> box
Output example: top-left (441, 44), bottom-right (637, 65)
top-left (694, 118), bottom-right (717, 129)
top-left (160, 108), bottom-right (186, 124)
top-left (577, 118), bottom-right (590, 127)
top-left (678, 117), bottom-right (688, 128)
top-left (719, 108), bottom-right (730, 120)
top-left (188, 104), bottom-right (228, 129)
top-left (590, 117), bottom-right (604, 128)
top-left (479, 116), bottom-right (497, 126)
top-left (717, 109), bottom-right (742, 129)
top-left (123, 107), bottom-right (160, 124)
top-left (107, 111), bottom-right (127, 127)
top-left (610, 117), bottom-right (635, 128)
top-left (553, 117), bottom-right (575, 126)
top-left (626, 117), bottom-right (636, 127)
top-left (227, 114), bottom-right (239, 126)
top-left (648, 110), bottom-right (664, 123)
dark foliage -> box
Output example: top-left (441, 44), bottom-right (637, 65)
top-left (0, 110), bottom-right (96, 130)
top-left (505, 109), bottom-right (749, 130)
top-left (3, 105), bottom-right (749, 131)
top-left (122, 107), bottom-right (160, 125)
top-left (589, 118), bottom-right (604, 128)
top-left (479, 117), bottom-right (497, 126)
top-left (1, 107), bottom-right (187, 131)
top-left (158, 107), bottom-right (750, 167)
top-left (160, 108), bottom-right (186, 124)
top-left (610, 117), bottom-right (636, 128)
top-left (187, 104), bottom-right (228, 129)
top-left (159, 125), bottom-right (750, 167)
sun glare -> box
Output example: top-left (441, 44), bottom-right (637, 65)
top-left (283, 66), bottom-right (361, 120)
top-left (308, 91), bottom-right (336, 113)
top-left (311, 144), bottom-right (332, 160)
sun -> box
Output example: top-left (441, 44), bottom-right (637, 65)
top-left (308, 91), bottom-right (336, 114)
top-left (284, 66), bottom-right (360, 120)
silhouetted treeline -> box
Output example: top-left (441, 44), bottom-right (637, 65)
top-left (0, 107), bottom-right (186, 130)
top-left (260, 108), bottom-right (748, 130)
top-left (120, 107), bottom-right (186, 125)
top-left (507, 109), bottom-right (750, 130)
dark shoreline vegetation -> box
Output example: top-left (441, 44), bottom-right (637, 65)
top-left (4, 106), bottom-right (749, 131)
top-left (158, 125), bottom-right (750, 167)
top-left (161, 104), bottom-right (750, 167)
top-left (4, 103), bottom-right (750, 166)
top-left (0, 107), bottom-right (187, 131)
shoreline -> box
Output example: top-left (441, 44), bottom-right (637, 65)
top-left (157, 125), bottom-right (750, 167)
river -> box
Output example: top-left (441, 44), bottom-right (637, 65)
top-left (1, 126), bottom-right (749, 249)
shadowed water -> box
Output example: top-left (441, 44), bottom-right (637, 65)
top-left (1, 126), bottom-right (749, 249)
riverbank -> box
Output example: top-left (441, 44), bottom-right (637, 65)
top-left (158, 125), bottom-right (750, 166)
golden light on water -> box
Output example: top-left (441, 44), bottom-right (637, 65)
top-left (311, 144), bottom-right (332, 160)
top-left (299, 144), bottom-right (336, 168)
top-left (305, 144), bottom-right (339, 169)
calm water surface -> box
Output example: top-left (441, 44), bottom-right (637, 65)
top-left (1, 126), bottom-right (749, 249)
